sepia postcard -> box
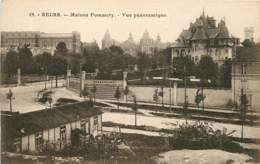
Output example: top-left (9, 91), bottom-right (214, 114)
top-left (0, 0), bottom-right (260, 163)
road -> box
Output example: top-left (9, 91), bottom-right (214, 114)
top-left (1, 83), bottom-right (260, 139)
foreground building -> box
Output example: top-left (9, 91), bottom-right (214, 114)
top-left (1, 102), bottom-right (102, 153)
top-left (169, 11), bottom-right (239, 65)
top-left (232, 44), bottom-right (260, 111)
top-left (0, 31), bottom-right (81, 55)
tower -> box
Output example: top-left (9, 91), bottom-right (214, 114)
top-left (244, 27), bottom-right (254, 41)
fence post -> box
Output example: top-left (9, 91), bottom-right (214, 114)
top-left (123, 72), bottom-right (128, 102)
top-left (80, 71), bottom-right (86, 96)
top-left (173, 82), bottom-right (178, 106)
top-left (66, 69), bottom-right (71, 88)
top-left (17, 68), bottom-right (21, 86)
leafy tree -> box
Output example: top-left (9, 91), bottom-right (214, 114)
top-left (17, 45), bottom-right (33, 74)
top-left (158, 87), bottom-right (164, 107)
top-left (123, 86), bottom-right (130, 103)
top-left (219, 58), bottom-right (232, 88)
top-left (4, 50), bottom-right (19, 76)
top-left (153, 88), bottom-right (159, 106)
top-left (132, 95), bottom-right (138, 126)
top-left (6, 89), bottom-right (14, 112)
top-left (241, 39), bottom-right (255, 48)
top-left (54, 42), bottom-right (68, 56)
top-left (194, 88), bottom-right (206, 108)
top-left (33, 52), bottom-right (52, 74)
top-left (172, 56), bottom-right (195, 78)
top-left (48, 56), bottom-right (68, 87)
top-left (114, 86), bottom-right (121, 110)
top-left (196, 55), bottom-right (218, 85)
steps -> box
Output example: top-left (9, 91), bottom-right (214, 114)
top-left (85, 84), bottom-right (124, 100)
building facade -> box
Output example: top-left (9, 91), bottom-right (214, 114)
top-left (0, 31), bottom-right (81, 55)
top-left (232, 62), bottom-right (260, 111)
top-left (169, 11), bottom-right (239, 65)
top-left (1, 102), bottom-right (103, 153)
top-left (139, 30), bottom-right (170, 55)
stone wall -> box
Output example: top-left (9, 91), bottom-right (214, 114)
top-left (129, 85), bottom-right (232, 108)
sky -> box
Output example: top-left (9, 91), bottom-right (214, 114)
top-left (0, 0), bottom-right (260, 46)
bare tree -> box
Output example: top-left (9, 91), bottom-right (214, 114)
top-left (114, 86), bottom-right (121, 110)
top-left (6, 88), bottom-right (14, 112)
top-left (132, 95), bottom-right (138, 126)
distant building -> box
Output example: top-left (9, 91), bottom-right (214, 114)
top-left (0, 31), bottom-right (81, 55)
top-left (101, 30), bottom-right (116, 49)
top-left (1, 102), bottom-right (103, 153)
top-left (101, 30), bottom-right (170, 56)
top-left (244, 27), bottom-right (254, 42)
top-left (169, 11), bottom-right (239, 65)
top-left (120, 33), bottom-right (138, 56)
top-left (139, 30), bottom-right (170, 55)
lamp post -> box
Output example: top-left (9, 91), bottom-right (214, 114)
top-left (240, 63), bottom-right (247, 141)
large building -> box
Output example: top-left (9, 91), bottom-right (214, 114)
top-left (139, 29), bottom-right (170, 55)
top-left (0, 31), bottom-right (81, 55)
top-left (169, 11), bottom-right (239, 65)
top-left (101, 30), bottom-right (170, 56)
top-left (101, 30), bottom-right (116, 49)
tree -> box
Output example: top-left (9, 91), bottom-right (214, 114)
top-left (194, 88), bottom-right (206, 108)
top-left (17, 45), bottom-right (33, 74)
top-left (219, 58), bottom-right (232, 88)
top-left (48, 56), bottom-right (68, 87)
top-left (153, 88), bottom-right (159, 106)
top-left (123, 86), bottom-right (130, 103)
top-left (34, 52), bottom-right (52, 70)
top-left (172, 56), bottom-right (195, 78)
top-left (132, 95), bottom-right (138, 126)
top-left (196, 55), bottom-right (218, 85)
top-left (114, 86), bottom-right (121, 110)
top-left (158, 87), bottom-right (164, 107)
top-left (54, 42), bottom-right (68, 56)
top-left (4, 50), bottom-right (19, 76)
top-left (6, 89), bottom-right (14, 112)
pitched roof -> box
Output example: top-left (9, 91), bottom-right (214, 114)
top-left (208, 28), bottom-right (220, 39)
top-left (191, 27), bottom-right (208, 40)
top-left (1, 102), bottom-right (102, 137)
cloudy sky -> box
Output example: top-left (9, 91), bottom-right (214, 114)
top-left (0, 0), bottom-right (259, 46)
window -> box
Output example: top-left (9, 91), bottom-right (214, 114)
top-left (60, 126), bottom-right (66, 143)
top-left (35, 132), bottom-right (43, 151)
top-left (80, 120), bottom-right (86, 132)
top-left (94, 116), bottom-right (99, 131)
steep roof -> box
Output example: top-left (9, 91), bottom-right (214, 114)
top-left (191, 27), bottom-right (208, 40)
top-left (1, 102), bottom-right (102, 137)
top-left (208, 28), bottom-right (220, 39)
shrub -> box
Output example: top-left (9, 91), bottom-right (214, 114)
top-left (226, 99), bottom-right (238, 109)
top-left (170, 121), bottom-right (240, 151)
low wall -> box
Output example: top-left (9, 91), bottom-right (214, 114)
top-left (129, 85), bottom-right (232, 108)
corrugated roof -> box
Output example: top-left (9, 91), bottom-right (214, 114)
top-left (1, 102), bottom-right (102, 137)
